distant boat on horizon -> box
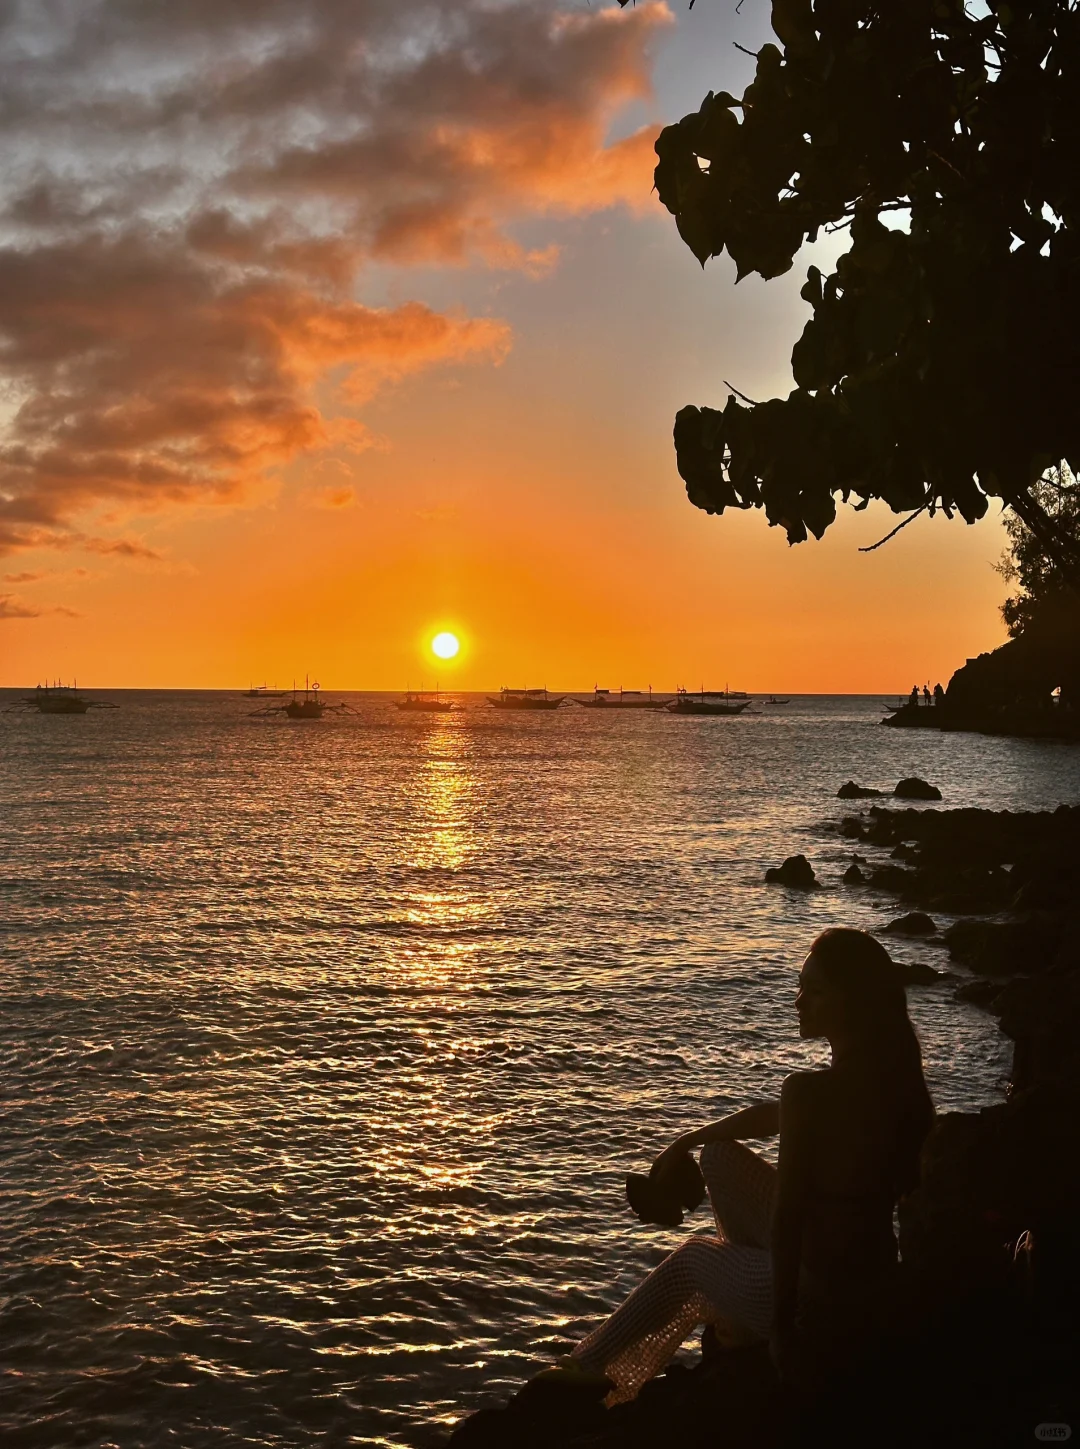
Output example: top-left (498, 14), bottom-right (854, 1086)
top-left (285, 689), bottom-right (324, 720)
top-left (487, 687), bottom-right (565, 711)
top-left (397, 689), bottom-right (455, 713)
top-left (29, 682), bottom-right (90, 714)
top-left (8, 681), bottom-right (117, 716)
top-left (250, 676), bottom-right (355, 721)
top-left (667, 687), bottom-right (752, 717)
top-left (764, 696), bottom-right (790, 705)
top-left (243, 683), bottom-right (287, 698)
top-left (576, 686), bottom-right (671, 709)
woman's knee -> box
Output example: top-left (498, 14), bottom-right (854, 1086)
top-left (664, 1234), bottom-right (727, 1289)
top-left (700, 1139), bottom-right (759, 1181)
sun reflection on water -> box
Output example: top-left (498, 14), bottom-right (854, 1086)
top-left (414, 718), bottom-right (472, 873)
top-left (395, 715), bottom-right (491, 992)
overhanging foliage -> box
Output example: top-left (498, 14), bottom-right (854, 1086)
top-left (641, 0), bottom-right (1080, 575)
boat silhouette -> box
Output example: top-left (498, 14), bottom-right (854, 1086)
top-left (576, 686), bottom-right (671, 709)
top-left (396, 689), bottom-right (455, 713)
top-left (667, 687), bottom-right (753, 716)
top-left (6, 681), bottom-right (117, 715)
top-left (487, 686), bottom-right (564, 710)
top-left (250, 676), bottom-right (355, 720)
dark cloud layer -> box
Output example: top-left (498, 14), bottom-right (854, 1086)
top-left (0, 0), bottom-right (669, 559)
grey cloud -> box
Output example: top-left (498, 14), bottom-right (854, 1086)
top-left (0, 0), bottom-right (670, 556)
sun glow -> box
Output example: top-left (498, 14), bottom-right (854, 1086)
top-left (431, 631), bottom-right (460, 660)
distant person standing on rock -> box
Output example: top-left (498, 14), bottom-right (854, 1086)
top-left (922, 684), bottom-right (931, 706)
top-left (538, 929), bottom-right (935, 1402)
top-left (909, 685), bottom-right (919, 707)
top-left (933, 683), bottom-right (945, 707)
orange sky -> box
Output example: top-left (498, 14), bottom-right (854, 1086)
top-left (0, 1), bottom-right (1011, 692)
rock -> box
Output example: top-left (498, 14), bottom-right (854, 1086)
top-left (917, 863), bottom-right (1013, 915)
top-left (894, 777), bottom-right (943, 800)
top-left (1010, 864), bottom-right (1080, 912)
top-left (447, 1344), bottom-right (785, 1449)
top-left (899, 1072), bottom-right (1080, 1328)
top-left (883, 911), bottom-right (938, 936)
top-left (993, 962), bottom-right (1080, 1092)
top-left (954, 978), bottom-right (1004, 1009)
top-left (895, 960), bottom-right (949, 986)
top-left (843, 862), bottom-right (865, 884)
top-left (764, 854), bottom-right (818, 889)
top-left (868, 864), bottom-right (917, 894)
top-left (840, 815), bottom-right (866, 839)
top-left (837, 780), bottom-right (884, 798)
top-left (448, 1372), bottom-right (609, 1447)
top-left (942, 918), bottom-right (1061, 978)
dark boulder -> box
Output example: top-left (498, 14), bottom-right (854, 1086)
top-left (448, 1371), bottom-right (610, 1447)
top-left (899, 1072), bottom-right (1080, 1336)
top-left (895, 777), bottom-right (943, 801)
top-left (843, 862), bottom-right (865, 885)
top-left (868, 864), bottom-right (917, 894)
top-left (895, 961), bottom-right (949, 986)
top-left (840, 815), bottom-right (866, 839)
top-left (837, 781), bottom-right (884, 798)
top-left (954, 978), bottom-right (1004, 1010)
top-left (917, 863), bottom-right (1013, 915)
top-left (764, 854), bottom-right (818, 889)
top-left (993, 960), bottom-right (1080, 1092)
top-left (446, 1345), bottom-right (785, 1449)
top-left (1010, 864), bottom-right (1080, 912)
top-left (883, 911), bottom-right (938, 936)
top-left (943, 918), bottom-right (1061, 978)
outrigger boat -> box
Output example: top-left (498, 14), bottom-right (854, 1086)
top-left (396, 689), bottom-right (455, 713)
top-left (487, 686), bottom-right (565, 710)
top-left (7, 681), bottom-right (115, 715)
top-left (242, 683), bottom-right (287, 698)
top-left (667, 687), bottom-right (753, 716)
top-left (251, 676), bottom-right (355, 720)
top-left (576, 686), bottom-right (671, 709)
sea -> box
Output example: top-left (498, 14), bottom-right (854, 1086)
top-left (2, 691), bottom-right (1079, 1447)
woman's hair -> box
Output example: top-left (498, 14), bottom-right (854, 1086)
top-left (809, 927), bottom-right (935, 1195)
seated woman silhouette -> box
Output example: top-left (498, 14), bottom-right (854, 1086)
top-left (549, 928), bottom-right (935, 1401)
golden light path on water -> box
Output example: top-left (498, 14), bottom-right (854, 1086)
top-left (2, 692), bottom-right (1079, 1446)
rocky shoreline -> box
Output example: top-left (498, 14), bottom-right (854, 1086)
top-left (442, 790), bottom-right (1080, 1448)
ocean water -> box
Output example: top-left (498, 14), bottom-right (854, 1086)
top-left (2, 691), bottom-right (1078, 1447)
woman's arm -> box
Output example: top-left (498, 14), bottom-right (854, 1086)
top-left (771, 1073), bottom-right (816, 1339)
top-left (654, 1099), bottom-right (779, 1177)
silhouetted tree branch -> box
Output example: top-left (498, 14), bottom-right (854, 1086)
top-left (646, 0), bottom-right (1080, 580)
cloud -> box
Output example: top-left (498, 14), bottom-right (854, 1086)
top-left (3, 566), bottom-right (91, 582)
top-left (0, 593), bottom-right (80, 619)
top-left (0, 1), bottom-right (671, 556)
top-left (76, 536), bottom-right (164, 561)
top-left (231, 4), bottom-right (672, 267)
top-left (311, 485), bottom-right (356, 509)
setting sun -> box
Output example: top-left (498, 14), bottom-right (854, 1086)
top-left (431, 631), bottom-right (461, 661)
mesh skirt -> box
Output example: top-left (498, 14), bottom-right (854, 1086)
top-left (572, 1141), bottom-right (776, 1403)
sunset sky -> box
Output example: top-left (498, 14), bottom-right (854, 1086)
top-left (0, 0), bottom-right (1010, 692)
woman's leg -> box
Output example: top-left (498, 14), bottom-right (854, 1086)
top-left (572, 1235), bottom-right (772, 1402)
top-left (700, 1139), bottom-right (777, 1247)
